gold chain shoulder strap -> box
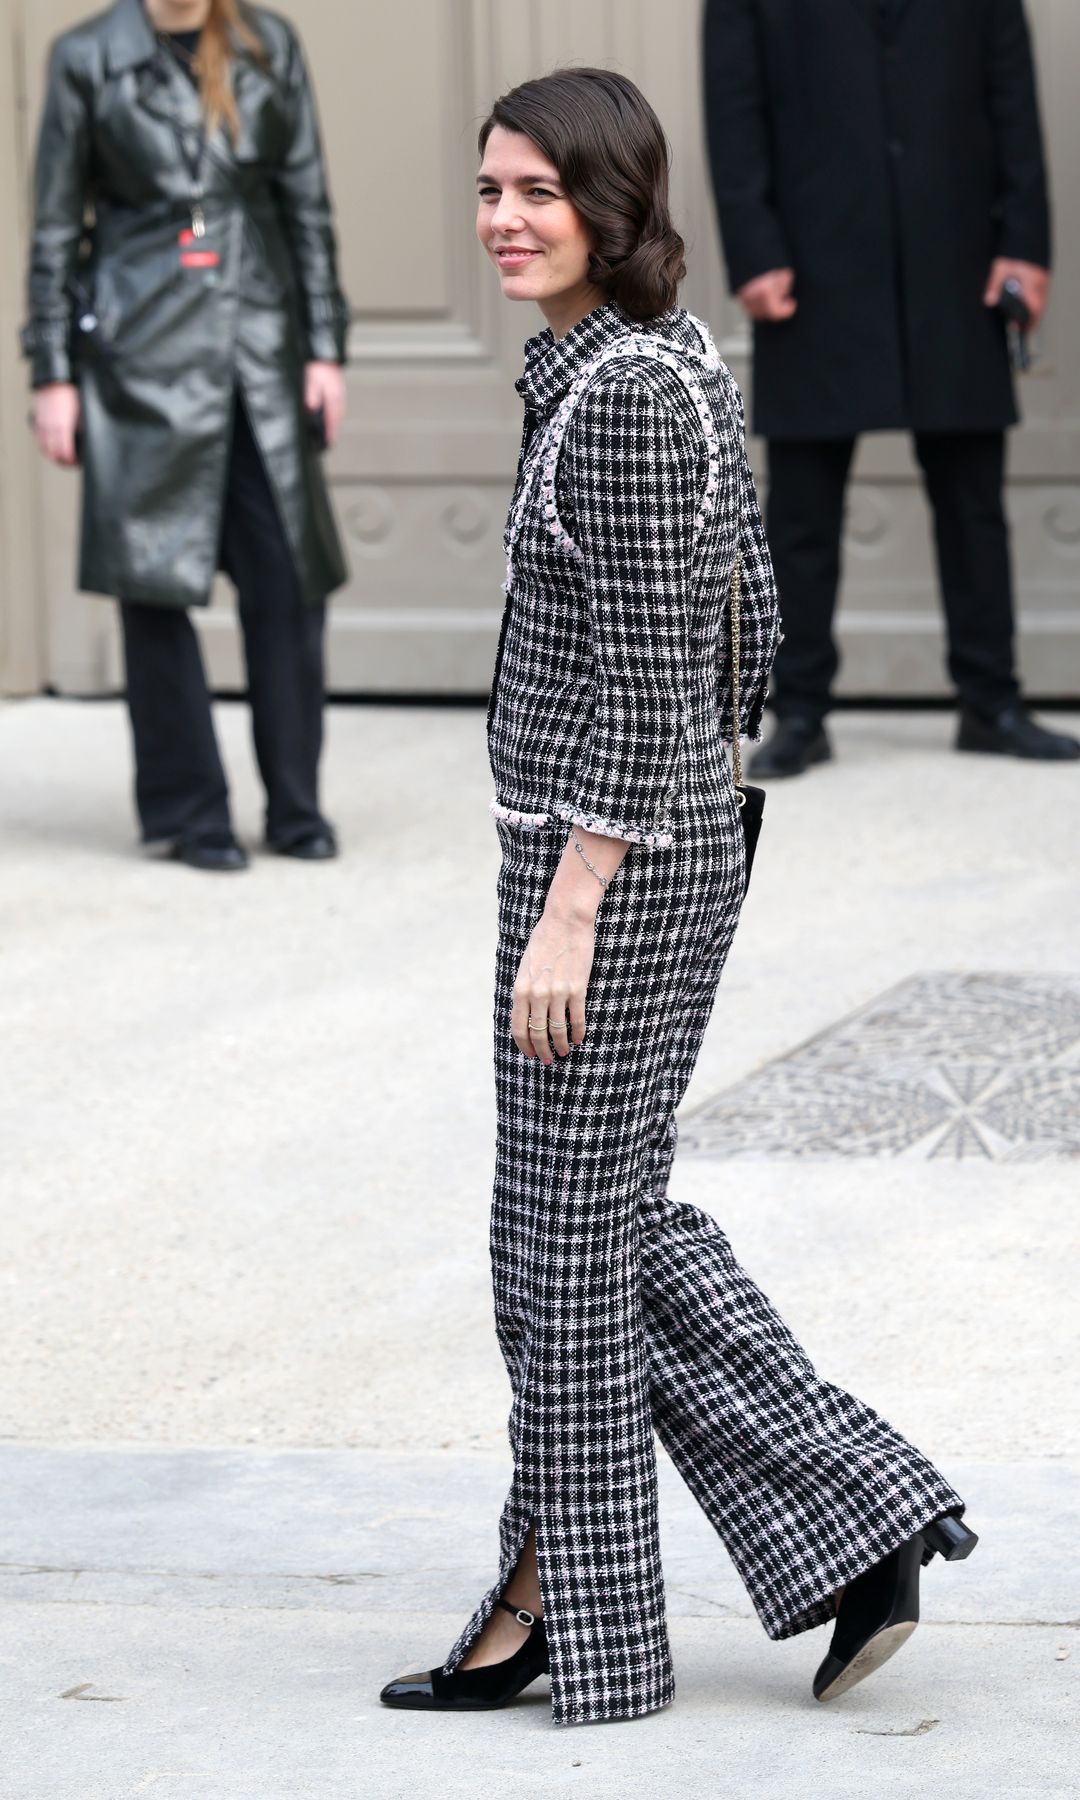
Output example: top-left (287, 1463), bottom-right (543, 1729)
top-left (729, 549), bottom-right (745, 799)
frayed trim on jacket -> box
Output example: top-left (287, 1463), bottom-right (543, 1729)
top-left (553, 803), bottom-right (674, 850)
top-left (489, 799), bottom-right (553, 830)
top-left (490, 796), bottom-right (675, 849)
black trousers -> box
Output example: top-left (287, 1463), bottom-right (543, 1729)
top-left (120, 397), bottom-right (328, 848)
top-left (765, 431), bottom-right (1021, 724)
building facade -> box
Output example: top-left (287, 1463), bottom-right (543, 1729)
top-left (2, 0), bottom-right (1078, 699)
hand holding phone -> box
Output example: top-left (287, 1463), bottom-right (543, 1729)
top-left (996, 277), bottom-right (1032, 371)
top-left (983, 258), bottom-right (1049, 372)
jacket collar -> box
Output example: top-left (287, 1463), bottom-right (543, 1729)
top-left (515, 298), bottom-right (710, 420)
top-left (103, 0), bottom-right (259, 74)
top-left (515, 300), bottom-right (637, 420)
top-left (102, 0), bottom-right (157, 73)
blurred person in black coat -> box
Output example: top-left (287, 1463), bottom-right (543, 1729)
top-left (704, 0), bottom-right (1080, 773)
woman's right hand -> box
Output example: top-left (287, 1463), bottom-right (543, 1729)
top-left (511, 900), bottom-right (596, 1065)
top-left (33, 382), bottom-right (81, 467)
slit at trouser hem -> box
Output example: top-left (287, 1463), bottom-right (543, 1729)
top-left (441, 1492), bottom-right (677, 1727)
top-left (441, 1496), bottom-right (531, 1675)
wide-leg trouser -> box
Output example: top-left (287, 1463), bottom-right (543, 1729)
top-left (446, 796), bottom-right (963, 1727)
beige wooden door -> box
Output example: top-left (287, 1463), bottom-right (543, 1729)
top-left (2, 0), bottom-right (1078, 698)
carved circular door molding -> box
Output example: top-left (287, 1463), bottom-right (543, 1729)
top-left (441, 489), bottom-right (494, 554)
top-left (1043, 499), bottom-right (1080, 555)
top-left (344, 487), bottom-right (395, 553)
top-left (844, 486), bottom-right (892, 556)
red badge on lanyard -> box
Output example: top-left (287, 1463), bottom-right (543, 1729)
top-left (178, 225), bottom-right (220, 269)
top-left (173, 115), bottom-right (218, 270)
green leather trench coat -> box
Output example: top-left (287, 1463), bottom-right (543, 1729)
top-left (22, 0), bottom-right (348, 609)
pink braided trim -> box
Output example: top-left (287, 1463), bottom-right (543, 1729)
top-left (553, 802), bottom-right (674, 850)
top-left (489, 798), bottom-right (552, 830)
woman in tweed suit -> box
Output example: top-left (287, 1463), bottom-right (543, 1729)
top-left (381, 69), bottom-right (977, 1727)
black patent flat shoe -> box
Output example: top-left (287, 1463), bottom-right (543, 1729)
top-left (813, 1512), bottom-right (978, 1703)
top-left (379, 1599), bottom-right (548, 1712)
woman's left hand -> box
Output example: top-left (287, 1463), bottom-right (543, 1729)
top-left (304, 360), bottom-right (347, 446)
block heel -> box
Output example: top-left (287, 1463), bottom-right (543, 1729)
top-left (923, 1512), bottom-right (979, 1561)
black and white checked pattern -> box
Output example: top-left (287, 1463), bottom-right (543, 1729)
top-left (448, 304), bottom-right (963, 1727)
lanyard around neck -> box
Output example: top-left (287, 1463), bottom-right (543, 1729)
top-left (157, 37), bottom-right (209, 237)
top-left (173, 117), bottom-right (207, 236)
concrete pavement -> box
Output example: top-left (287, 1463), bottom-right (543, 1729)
top-left (1, 698), bottom-right (1078, 1796)
top-left (1, 1448), bottom-right (1077, 1799)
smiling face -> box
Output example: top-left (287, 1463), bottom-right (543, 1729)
top-left (475, 125), bottom-right (606, 338)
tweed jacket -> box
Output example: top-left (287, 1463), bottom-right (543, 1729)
top-left (487, 301), bottom-right (780, 849)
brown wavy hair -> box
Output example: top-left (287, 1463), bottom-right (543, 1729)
top-left (478, 68), bottom-right (686, 322)
top-left (196, 0), bottom-right (266, 141)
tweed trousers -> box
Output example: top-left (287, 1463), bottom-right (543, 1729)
top-left (444, 798), bottom-right (962, 1726)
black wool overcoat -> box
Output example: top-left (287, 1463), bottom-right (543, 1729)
top-left (702, 0), bottom-right (1051, 439)
top-left (22, 0), bottom-right (348, 608)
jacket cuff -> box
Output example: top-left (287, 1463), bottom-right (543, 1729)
top-left (554, 801), bottom-right (674, 851)
top-left (995, 233), bottom-right (1051, 271)
top-left (21, 320), bottom-right (73, 388)
top-left (489, 798), bottom-right (552, 831)
top-left (303, 292), bottom-right (349, 364)
top-left (723, 213), bottom-right (792, 296)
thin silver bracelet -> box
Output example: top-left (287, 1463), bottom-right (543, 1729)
top-left (571, 832), bottom-right (609, 892)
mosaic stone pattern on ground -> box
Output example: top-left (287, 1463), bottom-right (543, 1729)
top-left (681, 973), bottom-right (1080, 1161)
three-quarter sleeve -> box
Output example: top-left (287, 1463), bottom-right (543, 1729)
top-left (271, 27), bottom-right (350, 364)
top-left (21, 39), bottom-right (93, 390)
top-left (554, 372), bottom-right (699, 848)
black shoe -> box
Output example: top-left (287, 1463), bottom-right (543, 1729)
top-left (748, 718), bottom-right (832, 779)
top-left (957, 705), bottom-right (1080, 761)
top-left (269, 830), bottom-right (338, 861)
top-left (171, 835), bottom-right (248, 873)
top-left (379, 1599), bottom-right (548, 1712)
top-left (813, 1512), bottom-right (978, 1703)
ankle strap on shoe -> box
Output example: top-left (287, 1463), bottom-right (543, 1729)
top-left (496, 1598), bottom-right (537, 1628)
